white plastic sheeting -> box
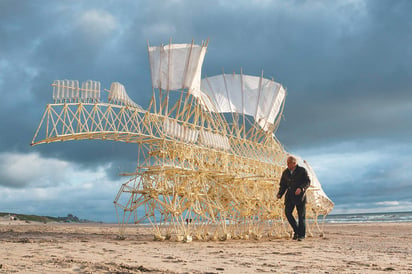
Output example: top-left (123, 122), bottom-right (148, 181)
top-left (52, 80), bottom-right (100, 103)
top-left (295, 156), bottom-right (334, 214)
top-left (108, 82), bottom-right (142, 108)
top-left (148, 43), bottom-right (207, 93)
top-left (163, 119), bottom-right (199, 143)
top-left (147, 42), bottom-right (286, 132)
top-left (163, 118), bottom-right (231, 151)
top-left (200, 74), bottom-right (286, 131)
top-left (52, 80), bottom-right (79, 103)
top-left (199, 130), bottom-right (231, 151)
top-left (81, 80), bottom-right (100, 102)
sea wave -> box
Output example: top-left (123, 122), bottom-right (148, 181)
top-left (321, 211), bottom-right (412, 223)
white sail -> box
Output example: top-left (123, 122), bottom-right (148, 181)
top-left (200, 74), bottom-right (286, 131)
top-left (148, 43), bottom-right (207, 93)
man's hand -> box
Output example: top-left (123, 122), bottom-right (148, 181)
top-left (295, 188), bottom-right (302, 195)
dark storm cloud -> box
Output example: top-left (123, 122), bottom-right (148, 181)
top-left (1, 0), bottom-right (411, 218)
top-left (0, 0), bottom-right (151, 177)
top-left (274, 0), bottom-right (412, 148)
top-left (298, 139), bottom-right (412, 213)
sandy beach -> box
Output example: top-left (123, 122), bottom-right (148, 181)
top-left (0, 220), bottom-right (411, 273)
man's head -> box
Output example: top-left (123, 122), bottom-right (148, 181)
top-left (287, 155), bottom-right (297, 171)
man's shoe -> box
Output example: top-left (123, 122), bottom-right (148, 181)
top-left (292, 233), bottom-right (298, 240)
top-left (297, 236), bottom-right (305, 241)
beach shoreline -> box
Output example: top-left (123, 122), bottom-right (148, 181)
top-left (0, 221), bottom-right (411, 273)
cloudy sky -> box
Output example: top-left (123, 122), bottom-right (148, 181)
top-left (1, 0), bottom-right (411, 222)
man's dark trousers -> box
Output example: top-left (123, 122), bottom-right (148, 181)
top-left (285, 202), bottom-right (306, 238)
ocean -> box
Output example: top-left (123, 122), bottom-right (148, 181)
top-left (131, 211), bottom-right (412, 225)
top-left (321, 211), bottom-right (412, 223)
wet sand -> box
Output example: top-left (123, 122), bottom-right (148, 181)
top-left (0, 221), bottom-right (411, 273)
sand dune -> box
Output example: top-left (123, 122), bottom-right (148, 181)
top-left (0, 220), bottom-right (411, 273)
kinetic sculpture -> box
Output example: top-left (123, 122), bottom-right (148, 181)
top-left (31, 40), bottom-right (334, 241)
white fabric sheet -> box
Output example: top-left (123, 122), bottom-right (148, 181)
top-left (108, 82), bottom-right (141, 108)
top-left (148, 43), bottom-right (207, 93)
top-left (200, 74), bottom-right (286, 131)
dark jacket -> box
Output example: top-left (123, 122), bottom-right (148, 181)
top-left (277, 165), bottom-right (311, 206)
